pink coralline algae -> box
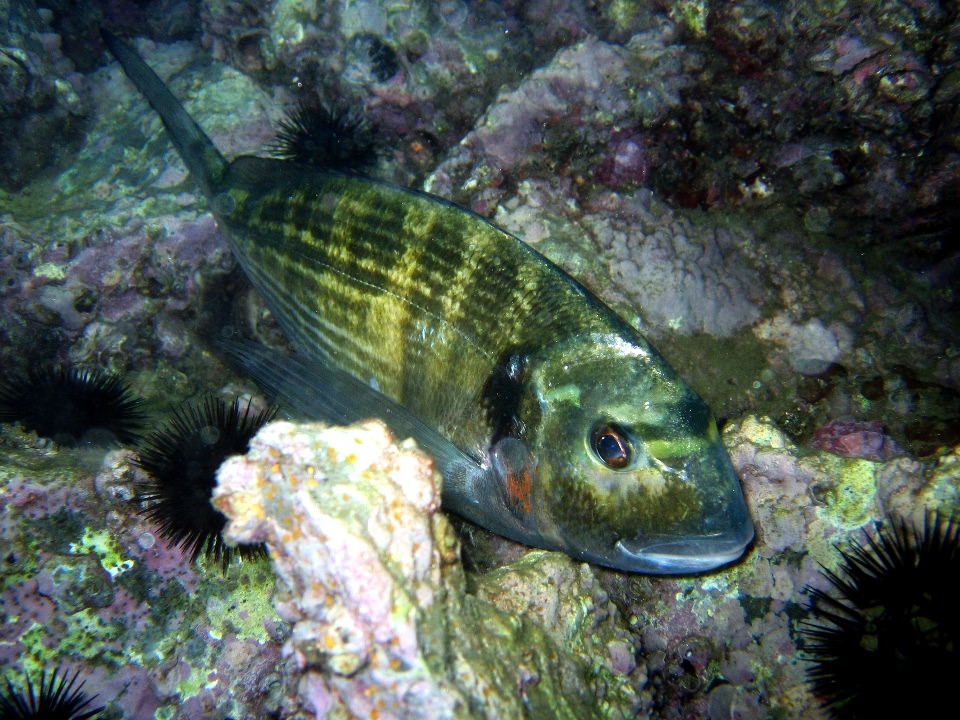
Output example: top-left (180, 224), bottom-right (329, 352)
top-left (595, 132), bottom-right (651, 188)
top-left (213, 419), bottom-right (465, 718)
top-left (428, 32), bottom-right (687, 204)
top-left (811, 418), bottom-right (904, 461)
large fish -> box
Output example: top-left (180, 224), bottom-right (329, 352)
top-left (102, 30), bottom-right (753, 573)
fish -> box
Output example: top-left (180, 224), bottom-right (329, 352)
top-left (101, 30), bottom-right (754, 574)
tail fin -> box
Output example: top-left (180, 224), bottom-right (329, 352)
top-left (101, 29), bottom-right (228, 197)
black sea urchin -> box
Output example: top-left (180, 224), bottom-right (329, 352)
top-left (801, 512), bottom-right (959, 719)
top-left (0, 667), bottom-right (103, 720)
top-left (0, 365), bottom-right (145, 445)
top-left (272, 99), bottom-right (377, 172)
top-left (134, 397), bottom-right (274, 568)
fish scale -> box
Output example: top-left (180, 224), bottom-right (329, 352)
top-left (102, 30), bottom-right (754, 573)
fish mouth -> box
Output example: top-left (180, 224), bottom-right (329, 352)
top-left (614, 440), bottom-right (755, 574)
top-left (614, 531), bottom-right (753, 574)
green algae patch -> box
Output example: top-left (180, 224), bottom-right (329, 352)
top-left (449, 593), bottom-right (605, 720)
top-left (17, 608), bottom-right (125, 671)
top-left (33, 262), bottom-right (66, 280)
top-left (926, 447), bottom-right (960, 511)
top-left (12, 623), bottom-right (54, 679)
top-left (212, 419), bottom-right (643, 718)
top-left (669, 0), bottom-right (708, 37)
top-left (607, 0), bottom-right (644, 33)
top-left (60, 607), bottom-right (126, 661)
top-left (808, 455), bottom-right (879, 530)
top-left (176, 659), bottom-right (219, 703)
top-left (467, 551), bottom-right (639, 718)
top-left (734, 414), bottom-right (793, 451)
top-left (69, 526), bottom-right (135, 579)
top-left (199, 559), bottom-right (278, 644)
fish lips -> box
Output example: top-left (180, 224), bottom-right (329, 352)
top-left (613, 441), bottom-right (755, 574)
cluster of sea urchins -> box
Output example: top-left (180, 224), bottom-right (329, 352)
top-left (802, 511), bottom-right (958, 719)
top-left (0, 378), bottom-right (275, 716)
top-left (0, 362), bottom-right (274, 569)
top-left (0, 48), bottom-right (395, 717)
top-left (0, 90), bottom-right (380, 566)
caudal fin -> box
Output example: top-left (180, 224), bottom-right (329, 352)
top-left (101, 29), bottom-right (228, 197)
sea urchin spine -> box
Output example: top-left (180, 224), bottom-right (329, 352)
top-left (134, 396), bottom-right (275, 568)
top-left (271, 99), bottom-right (377, 172)
top-left (0, 365), bottom-right (145, 446)
top-left (0, 667), bottom-right (103, 720)
top-left (801, 511), bottom-right (959, 719)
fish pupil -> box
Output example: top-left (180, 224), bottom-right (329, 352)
top-left (591, 423), bottom-right (632, 469)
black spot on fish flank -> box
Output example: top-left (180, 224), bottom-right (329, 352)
top-left (481, 350), bottom-right (532, 443)
top-left (675, 394), bottom-right (712, 435)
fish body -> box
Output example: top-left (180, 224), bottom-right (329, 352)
top-left (102, 31), bottom-right (754, 573)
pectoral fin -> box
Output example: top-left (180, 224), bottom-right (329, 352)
top-left (490, 437), bottom-right (538, 522)
top-left (216, 338), bottom-right (492, 501)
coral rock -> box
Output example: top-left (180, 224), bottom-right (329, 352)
top-left (214, 419), bottom-right (452, 714)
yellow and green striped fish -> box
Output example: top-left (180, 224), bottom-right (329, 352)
top-left (102, 30), bottom-right (753, 573)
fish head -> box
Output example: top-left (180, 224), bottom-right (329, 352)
top-left (513, 333), bottom-right (754, 574)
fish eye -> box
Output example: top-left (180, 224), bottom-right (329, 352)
top-left (590, 422), bottom-right (633, 470)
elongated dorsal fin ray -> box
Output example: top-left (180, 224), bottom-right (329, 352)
top-left (101, 29), bottom-right (228, 197)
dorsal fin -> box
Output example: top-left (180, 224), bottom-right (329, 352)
top-left (101, 29), bottom-right (228, 198)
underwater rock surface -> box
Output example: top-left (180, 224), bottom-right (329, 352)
top-left (0, 0), bottom-right (87, 191)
